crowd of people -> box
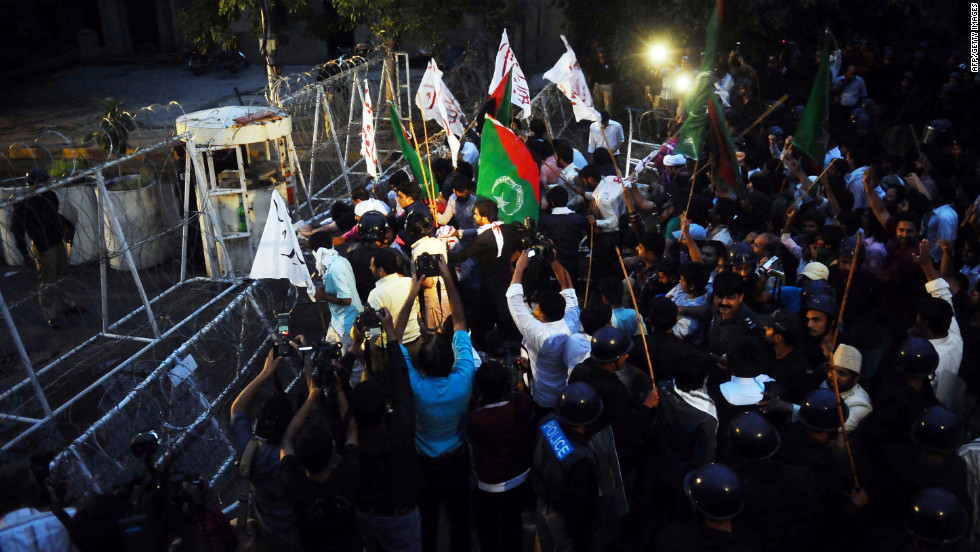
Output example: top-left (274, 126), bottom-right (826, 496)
top-left (2, 35), bottom-right (980, 552)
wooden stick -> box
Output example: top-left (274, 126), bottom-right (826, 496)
top-left (422, 116), bottom-right (439, 202)
top-left (790, 161), bottom-right (834, 209)
top-left (736, 94), bottom-right (790, 139)
top-left (584, 226), bottom-right (595, 305)
top-left (830, 366), bottom-right (861, 489)
top-left (832, 230), bottom-right (863, 347)
top-left (683, 158), bottom-right (700, 217)
top-left (615, 246), bottom-right (655, 383)
top-left (961, 194), bottom-right (979, 228)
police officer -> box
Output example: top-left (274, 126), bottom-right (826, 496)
top-left (802, 293), bottom-right (839, 365)
top-left (708, 271), bottom-right (764, 358)
top-left (860, 337), bottom-right (940, 447)
top-left (531, 382), bottom-right (602, 552)
top-left (568, 326), bottom-right (659, 465)
top-left (904, 488), bottom-right (970, 550)
top-left (725, 411), bottom-right (824, 552)
top-left (654, 463), bottom-right (756, 552)
top-left (11, 168), bottom-right (82, 329)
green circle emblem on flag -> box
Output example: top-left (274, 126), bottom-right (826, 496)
top-left (491, 175), bottom-right (524, 216)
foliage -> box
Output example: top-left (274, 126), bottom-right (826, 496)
top-left (82, 98), bottom-right (137, 155)
top-left (178, 0), bottom-right (311, 54)
top-left (176, 0), bottom-right (238, 53)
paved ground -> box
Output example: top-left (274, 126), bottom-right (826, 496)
top-left (0, 62), bottom-right (310, 151)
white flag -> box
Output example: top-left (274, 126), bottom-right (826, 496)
top-left (415, 59), bottom-right (464, 166)
top-left (250, 190), bottom-right (316, 300)
top-left (543, 36), bottom-right (600, 122)
top-left (487, 30), bottom-right (532, 119)
top-left (361, 80), bottom-right (379, 178)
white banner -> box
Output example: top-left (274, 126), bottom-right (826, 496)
top-left (361, 80), bottom-right (379, 178)
top-left (543, 36), bottom-right (600, 122)
top-left (416, 59), bottom-right (463, 166)
top-left (487, 29), bottom-right (532, 119)
top-left (250, 190), bottom-right (316, 300)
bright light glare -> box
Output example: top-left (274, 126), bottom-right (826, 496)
top-left (674, 72), bottom-right (693, 93)
top-left (647, 43), bottom-right (670, 65)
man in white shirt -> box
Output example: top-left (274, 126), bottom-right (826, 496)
top-left (572, 165), bottom-right (625, 283)
top-left (587, 111), bottom-right (625, 157)
top-left (833, 66), bottom-right (867, 108)
top-left (916, 243), bottom-right (964, 409)
top-left (368, 247), bottom-right (423, 355)
top-left (564, 302), bottom-right (612, 376)
top-left (435, 175), bottom-right (477, 232)
top-left (820, 344), bottom-right (873, 433)
top-left (507, 251), bottom-right (580, 413)
top-left (0, 462), bottom-right (76, 552)
top-left (924, 196), bottom-right (959, 262)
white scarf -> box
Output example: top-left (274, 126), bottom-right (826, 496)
top-left (314, 247), bottom-right (338, 275)
top-left (551, 207), bottom-right (573, 215)
top-left (477, 221), bottom-right (504, 258)
top-left (674, 381), bottom-right (717, 421)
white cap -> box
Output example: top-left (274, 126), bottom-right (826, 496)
top-left (833, 344), bottom-right (862, 374)
top-left (354, 198), bottom-right (390, 217)
top-left (800, 262), bottom-right (829, 282)
top-left (664, 154), bottom-right (687, 167)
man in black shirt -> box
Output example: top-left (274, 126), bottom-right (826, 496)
top-left (538, 186), bottom-right (589, 286)
top-left (11, 169), bottom-right (80, 328)
top-left (763, 309), bottom-right (820, 403)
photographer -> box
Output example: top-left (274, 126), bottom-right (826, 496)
top-left (349, 308), bottom-right (424, 551)
top-left (508, 251), bottom-right (580, 416)
top-left (395, 256), bottom-right (477, 552)
top-left (280, 364), bottom-right (360, 552)
top-left (406, 211), bottom-right (451, 330)
top-left (0, 461), bottom-right (75, 552)
top-left (229, 349), bottom-right (303, 552)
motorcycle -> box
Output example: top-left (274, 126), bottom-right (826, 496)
top-left (185, 48), bottom-right (249, 76)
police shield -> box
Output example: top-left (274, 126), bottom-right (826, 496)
top-left (589, 426), bottom-right (629, 519)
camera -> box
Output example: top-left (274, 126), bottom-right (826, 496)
top-left (756, 256), bottom-right (785, 280)
top-left (515, 217), bottom-right (555, 263)
top-left (356, 306), bottom-right (383, 331)
top-left (275, 313), bottom-right (294, 356)
top-left (415, 252), bottom-right (441, 279)
top-left (309, 341), bottom-right (346, 387)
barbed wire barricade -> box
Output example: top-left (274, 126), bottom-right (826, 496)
top-left (0, 47), bottom-right (592, 506)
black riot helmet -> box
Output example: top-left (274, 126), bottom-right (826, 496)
top-left (590, 326), bottom-right (633, 363)
top-left (729, 411), bottom-right (781, 461)
top-left (26, 168), bottom-right (50, 186)
top-left (799, 388), bottom-right (847, 432)
top-left (801, 279), bottom-right (835, 305)
top-left (555, 382), bottom-right (603, 426)
top-left (725, 242), bottom-right (758, 268)
top-left (805, 294), bottom-right (840, 320)
top-left (684, 463), bottom-right (745, 521)
top-left (357, 211), bottom-right (388, 243)
top-left (894, 337), bottom-right (939, 377)
top-left (837, 236), bottom-right (866, 264)
top-left (910, 406), bottom-right (961, 454)
top-left (905, 487), bottom-right (969, 546)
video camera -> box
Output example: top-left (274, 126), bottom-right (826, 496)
top-left (756, 256), bottom-right (785, 280)
top-left (305, 340), bottom-right (347, 388)
top-left (514, 217), bottom-right (555, 263)
top-left (415, 252), bottom-right (441, 279)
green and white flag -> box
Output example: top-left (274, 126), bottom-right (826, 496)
top-left (476, 115), bottom-right (540, 224)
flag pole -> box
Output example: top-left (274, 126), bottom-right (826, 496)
top-left (736, 94), bottom-right (790, 139)
top-left (600, 129), bottom-right (635, 215)
top-left (421, 116), bottom-right (440, 216)
top-left (616, 246), bottom-right (655, 383)
top-left (408, 119), bottom-right (436, 213)
top-left (684, 158), bottom-right (700, 218)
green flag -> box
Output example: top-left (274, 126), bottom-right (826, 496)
top-left (673, 0), bottom-right (722, 160)
top-left (476, 115), bottom-right (540, 224)
top-left (708, 93), bottom-right (743, 197)
top-left (794, 31), bottom-right (831, 170)
top-left (388, 103), bottom-right (434, 189)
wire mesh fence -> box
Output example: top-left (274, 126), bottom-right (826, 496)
top-left (0, 44), bottom-right (592, 505)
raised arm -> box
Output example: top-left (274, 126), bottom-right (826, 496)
top-left (395, 275), bottom-right (423, 342)
top-left (281, 383), bottom-right (321, 458)
top-left (863, 166), bottom-right (891, 229)
top-left (231, 348), bottom-right (281, 416)
top-left (681, 216), bottom-right (703, 263)
top-left (439, 255), bottom-right (467, 332)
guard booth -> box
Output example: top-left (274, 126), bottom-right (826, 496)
top-left (176, 106), bottom-right (304, 278)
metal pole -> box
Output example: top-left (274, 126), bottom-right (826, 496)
top-left (308, 84), bottom-right (322, 204)
top-left (180, 150), bottom-right (192, 283)
top-left (186, 141), bottom-right (225, 277)
top-left (323, 89), bottom-right (352, 195)
top-left (94, 172), bottom-right (162, 339)
top-left (286, 135), bottom-right (316, 216)
top-left (343, 74), bottom-right (359, 170)
top-left (0, 288), bottom-right (52, 416)
top-left (97, 172), bottom-right (109, 335)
